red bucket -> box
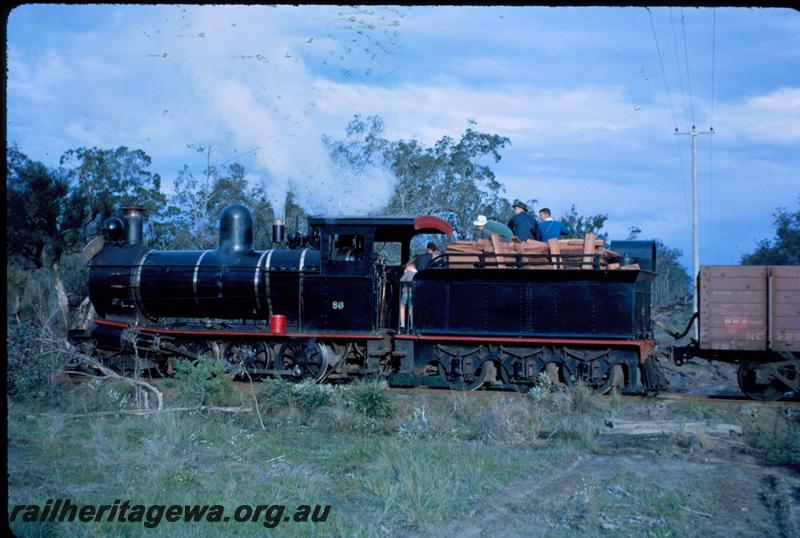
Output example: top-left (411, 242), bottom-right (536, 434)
top-left (269, 314), bottom-right (286, 334)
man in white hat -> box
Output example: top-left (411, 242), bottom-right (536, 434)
top-left (473, 214), bottom-right (513, 242)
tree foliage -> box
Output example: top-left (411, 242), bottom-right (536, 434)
top-left (651, 240), bottom-right (691, 309)
top-left (741, 200), bottom-right (800, 265)
top-left (59, 146), bottom-right (166, 247)
top-left (161, 145), bottom-right (252, 249)
top-left (627, 227), bottom-right (691, 309)
top-left (161, 144), bottom-right (308, 250)
top-left (7, 145), bottom-right (69, 268)
top-left (328, 115), bottom-right (512, 239)
top-left (559, 204), bottom-right (608, 242)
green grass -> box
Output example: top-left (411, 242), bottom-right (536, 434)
top-left (7, 378), bottom-right (593, 536)
top-left (8, 398), bottom-right (574, 537)
top-left (541, 468), bottom-right (710, 537)
top-left (7, 377), bottom-right (795, 537)
top-left (755, 421), bottom-right (800, 467)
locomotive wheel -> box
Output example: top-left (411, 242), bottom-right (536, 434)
top-left (102, 352), bottom-right (139, 375)
top-left (737, 361), bottom-right (786, 401)
top-left (593, 364), bottom-right (624, 395)
top-left (224, 341), bottom-right (272, 380)
top-left (276, 342), bottom-right (329, 383)
top-left (166, 340), bottom-right (223, 375)
top-left (438, 360), bottom-right (488, 391)
top-left (191, 340), bottom-right (222, 361)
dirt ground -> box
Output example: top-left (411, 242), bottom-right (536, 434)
top-left (7, 360), bottom-right (798, 537)
top-left (423, 441), bottom-right (800, 538)
top-left (662, 358), bottom-right (743, 396)
top-left (416, 359), bottom-right (800, 538)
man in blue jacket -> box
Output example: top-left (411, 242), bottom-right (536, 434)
top-left (538, 207), bottom-right (572, 242)
top-left (507, 201), bottom-right (540, 241)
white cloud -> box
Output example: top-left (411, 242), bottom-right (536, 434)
top-left (715, 87), bottom-right (800, 144)
top-left (7, 47), bottom-right (72, 104)
top-left (7, 5), bottom-right (798, 266)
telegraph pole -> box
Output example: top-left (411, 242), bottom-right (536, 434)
top-left (675, 125), bottom-right (713, 339)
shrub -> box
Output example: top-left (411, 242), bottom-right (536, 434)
top-left (756, 423), bottom-right (800, 466)
top-left (55, 253), bottom-right (90, 307)
top-left (472, 399), bottom-right (534, 446)
top-left (7, 321), bottom-right (69, 402)
top-left (172, 355), bottom-right (236, 407)
top-left (258, 378), bottom-right (295, 410)
top-left (398, 403), bottom-right (436, 440)
top-left (344, 380), bottom-right (394, 419)
top-left (292, 379), bottom-right (333, 414)
top-left (542, 383), bottom-right (605, 448)
top-left (527, 371), bottom-right (556, 403)
top-left (7, 263), bottom-right (30, 322)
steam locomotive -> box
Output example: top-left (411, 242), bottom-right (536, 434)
top-left (69, 203), bottom-right (670, 394)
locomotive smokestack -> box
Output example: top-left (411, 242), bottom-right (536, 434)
top-left (218, 204), bottom-right (254, 255)
top-left (121, 207), bottom-right (145, 246)
top-left (272, 218), bottom-right (286, 246)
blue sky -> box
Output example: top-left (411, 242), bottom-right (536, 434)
top-left (7, 5), bottom-right (799, 268)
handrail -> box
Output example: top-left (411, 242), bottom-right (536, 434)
top-left (427, 251), bottom-right (634, 270)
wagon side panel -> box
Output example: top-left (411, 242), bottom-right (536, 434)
top-left (699, 266), bottom-right (768, 351)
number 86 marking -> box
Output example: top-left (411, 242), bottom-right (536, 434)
top-left (332, 301), bottom-right (344, 310)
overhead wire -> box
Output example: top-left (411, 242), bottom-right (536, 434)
top-left (680, 8), bottom-right (696, 127)
top-left (649, 7), bottom-right (691, 229)
top-left (669, 8), bottom-right (690, 129)
top-left (647, 8), bottom-right (680, 130)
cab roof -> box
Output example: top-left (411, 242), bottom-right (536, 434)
top-left (307, 215), bottom-right (454, 241)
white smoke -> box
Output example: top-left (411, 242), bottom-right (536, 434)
top-left (156, 5), bottom-right (399, 218)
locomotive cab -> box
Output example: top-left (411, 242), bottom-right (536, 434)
top-left (302, 216), bottom-right (453, 333)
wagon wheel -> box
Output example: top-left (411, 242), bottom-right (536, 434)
top-left (500, 357), bottom-right (545, 393)
top-left (593, 363), bottom-right (624, 395)
top-left (544, 361), bottom-right (574, 387)
top-left (737, 361), bottom-right (786, 401)
top-left (276, 342), bottom-right (329, 383)
top-left (438, 359), bottom-right (488, 391)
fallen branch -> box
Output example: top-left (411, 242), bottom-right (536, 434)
top-left (244, 370), bottom-right (267, 431)
top-left (62, 351), bottom-right (164, 410)
top-left (17, 405), bottom-right (253, 419)
top-left (600, 419), bottom-right (742, 437)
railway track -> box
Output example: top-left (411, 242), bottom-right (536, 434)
top-left (65, 374), bottom-right (799, 406)
top-left (383, 385), bottom-right (800, 406)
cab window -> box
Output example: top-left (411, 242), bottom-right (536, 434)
top-left (330, 234), bottom-right (364, 262)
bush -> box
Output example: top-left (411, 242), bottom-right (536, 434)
top-left (7, 263), bottom-right (30, 322)
top-left (471, 399), bottom-right (533, 446)
top-left (55, 253), bottom-right (89, 307)
top-left (12, 266), bottom-right (71, 333)
top-left (343, 380), bottom-right (394, 419)
top-left (172, 356), bottom-right (236, 407)
top-left (756, 424), bottom-right (800, 466)
top-left (292, 379), bottom-right (333, 414)
top-left (7, 322), bottom-right (66, 401)
top-left (398, 403), bottom-right (436, 439)
top-left (258, 378), bottom-right (295, 410)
